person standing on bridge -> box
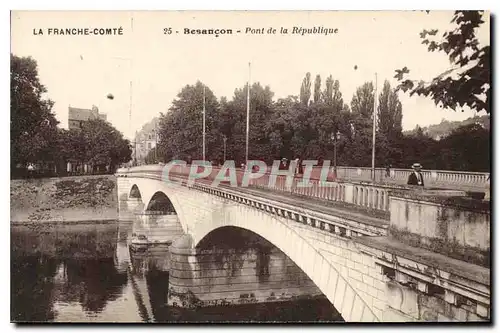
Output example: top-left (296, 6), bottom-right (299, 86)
top-left (385, 164), bottom-right (392, 178)
top-left (407, 163), bottom-right (424, 186)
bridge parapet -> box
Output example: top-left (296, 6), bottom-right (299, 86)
top-left (357, 237), bottom-right (490, 322)
top-left (117, 166), bottom-right (388, 237)
top-left (117, 165), bottom-right (403, 214)
top-left (249, 174), bottom-right (401, 212)
top-left (190, 181), bottom-right (387, 237)
top-left (388, 190), bottom-right (490, 267)
top-left (335, 166), bottom-right (489, 191)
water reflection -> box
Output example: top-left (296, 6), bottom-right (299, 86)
top-left (11, 221), bottom-right (342, 323)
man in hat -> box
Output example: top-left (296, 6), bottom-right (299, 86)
top-left (407, 163), bottom-right (424, 186)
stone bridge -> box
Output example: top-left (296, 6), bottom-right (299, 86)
top-left (116, 165), bottom-right (490, 323)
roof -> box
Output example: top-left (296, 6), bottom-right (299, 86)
top-left (68, 106), bottom-right (106, 122)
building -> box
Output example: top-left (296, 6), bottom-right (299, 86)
top-left (68, 105), bottom-right (107, 130)
top-left (132, 117), bottom-right (159, 165)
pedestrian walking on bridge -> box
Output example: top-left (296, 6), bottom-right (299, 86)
top-left (407, 163), bottom-right (424, 186)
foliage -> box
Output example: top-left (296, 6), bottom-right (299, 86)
top-left (156, 72), bottom-right (489, 172)
top-left (395, 11), bottom-right (490, 113)
top-left (158, 81), bottom-right (220, 162)
top-left (376, 81), bottom-right (404, 165)
top-left (299, 72), bottom-right (312, 106)
top-left (11, 54), bottom-right (131, 177)
top-left (145, 148), bottom-right (158, 165)
top-left (313, 75), bottom-right (321, 103)
top-left (11, 54), bottom-right (59, 167)
top-left (436, 123), bottom-right (490, 171)
top-left (58, 119), bottom-right (132, 169)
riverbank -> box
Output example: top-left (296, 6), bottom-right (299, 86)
top-left (10, 175), bottom-right (118, 224)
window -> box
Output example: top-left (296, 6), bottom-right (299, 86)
top-left (148, 142), bottom-right (152, 149)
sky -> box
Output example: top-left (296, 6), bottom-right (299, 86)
top-left (11, 10), bottom-right (490, 140)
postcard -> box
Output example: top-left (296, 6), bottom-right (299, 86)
top-left (10, 10), bottom-right (490, 323)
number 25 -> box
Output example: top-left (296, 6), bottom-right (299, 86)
top-left (164, 28), bottom-right (172, 35)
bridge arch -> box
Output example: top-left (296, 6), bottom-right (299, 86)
top-left (196, 225), bottom-right (346, 320)
top-left (190, 206), bottom-right (378, 322)
top-left (129, 184), bottom-right (142, 199)
top-left (146, 191), bottom-right (177, 213)
top-left (123, 180), bottom-right (191, 235)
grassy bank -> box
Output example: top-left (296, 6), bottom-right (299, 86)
top-left (10, 175), bottom-right (118, 223)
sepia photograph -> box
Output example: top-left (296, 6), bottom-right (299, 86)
top-left (9, 9), bottom-right (491, 323)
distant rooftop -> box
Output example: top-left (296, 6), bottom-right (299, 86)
top-left (68, 105), bottom-right (107, 122)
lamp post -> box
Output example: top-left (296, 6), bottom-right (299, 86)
top-left (132, 131), bottom-right (138, 166)
top-left (153, 122), bottom-right (158, 163)
top-left (222, 135), bottom-right (227, 163)
top-left (331, 131), bottom-right (341, 179)
top-left (372, 73), bottom-right (378, 182)
top-left (202, 84), bottom-right (206, 161)
top-left (245, 62), bottom-right (251, 166)
top-left (110, 56), bottom-right (133, 139)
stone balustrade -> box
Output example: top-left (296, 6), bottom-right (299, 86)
top-left (335, 166), bottom-right (489, 190)
top-left (117, 164), bottom-right (489, 190)
top-left (118, 167), bottom-right (388, 237)
top-left (118, 165), bottom-right (407, 213)
top-left (250, 176), bottom-right (396, 212)
top-left (116, 164), bottom-right (488, 215)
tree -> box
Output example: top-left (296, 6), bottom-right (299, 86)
top-left (438, 124), bottom-right (490, 171)
top-left (11, 54), bottom-right (59, 170)
top-left (145, 149), bottom-right (157, 165)
top-left (157, 82), bottom-right (219, 162)
top-left (308, 79), bottom-right (349, 162)
top-left (395, 11), bottom-right (490, 113)
top-left (57, 128), bottom-right (86, 167)
top-left (348, 82), bottom-right (376, 166)
top-left (351, 82), bottom-right (375, 133)
top-left (378, 80), bottom-right (403, 139)
top-left (376, 81), bottom-right (404, 165)
top-left (268, 96), bottom-right (298, 159)
top-left (224, 82), bottom-right (276, 163)
top-left (299, 72), bottom-right (312, 105)
top-left (80, 119), bottom-right (131, 170)
top-left (313, 74), bottom-right (321, 103)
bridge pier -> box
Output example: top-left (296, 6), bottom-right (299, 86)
top-left (118, 197), bottom-right (145, 220)
top-left (167, 234), bottom-right (326, 309)
top-left (131, 212), bottom-right (185, 246)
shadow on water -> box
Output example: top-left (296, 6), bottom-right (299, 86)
top-left (11, 223), bottom-right (128, 322)
top-left (11, 221), bottom-right (343, 323)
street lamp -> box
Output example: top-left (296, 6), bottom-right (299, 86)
top-left (110, 56), bottom-right (133, 139)
top-left (331, 130), bottom-right (341, 178)
top-left (202, 84), bottom-right (206, 161)
top-left (246, 62), bottom-right (251, 166)
top-left (222, 135), bottom-right (227, 163)
top-left (152, 122), bottom-right (158, 163)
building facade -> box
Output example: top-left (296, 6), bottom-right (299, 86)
top-left (131, 117), bottom-right (159, 165)
top-left (68, 105), bottom-right (107, 130)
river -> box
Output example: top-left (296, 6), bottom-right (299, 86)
top-left (11, 221), bottom-right (343, 323)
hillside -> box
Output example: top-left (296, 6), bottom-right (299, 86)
top-left (404, 115), bottom-right (490, 140)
